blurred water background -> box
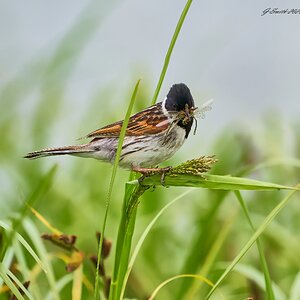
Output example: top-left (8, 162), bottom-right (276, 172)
top-left (1, 0), bottom-right (299, 142)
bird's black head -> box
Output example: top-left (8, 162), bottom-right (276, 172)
top-left (165, 83), bottom-right (195, 112)
top-left (165, 83), bottom-right (195, 137)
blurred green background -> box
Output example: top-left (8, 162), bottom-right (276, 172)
top-left (1, 1), bottom-right (300, 299)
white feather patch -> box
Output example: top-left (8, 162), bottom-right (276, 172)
top-left (156, 119), bottom-right (170, 127)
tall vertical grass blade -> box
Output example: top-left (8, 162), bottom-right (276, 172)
top-left (106, 0), bottom-right (193, 296)
top-left (234, 191), bottom-right (275, 300)
top-left (120, 190), bottom-right (193, 298)
top-left (94, 79), bottom-right (141, 299)
top-left (151, 0), bottom-right (193, 105)
top-left (109, 183), bottom-right (148, 300)
top-left (204, 186), bottom-right (300, 299)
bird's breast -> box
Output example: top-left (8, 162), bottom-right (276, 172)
top-left (119, 124), bottom-right (186, 168)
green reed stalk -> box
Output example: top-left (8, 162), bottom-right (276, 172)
top-left (94, 80), bottom-right (140, 299)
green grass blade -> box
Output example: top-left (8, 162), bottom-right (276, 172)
top-left (120, 190), bottom-right (193, 298)
top-left (204, 185), bottom-right (300, 299)
top-left (0, 247), bottom-right (14, 287)
top-left (233, 264), bottom-right (286, 300)
top-left (110, 0), bottom-right (194, 296)
top-left (13, 238), bottom-right (29, 279)
top-left (23, 218), bottom-right (59, 300)
top-left (0, 263), bottom-right (26, 300)
top-left (175, 190), bottom-right (229, 299)
top-left (290, 271), bottom-right (300, 300)
top-left (17, 232), bottom-right (46, 273)
top-left (151, 0), bottom-right (193, 105)
top-left (109, 183), bottom-right (147, 300)
top-left (174, 156), bottom-right (300, 298)
top-left (45, 274), bottom-right (73, 300)
top-left (12, 237), bottom-right (42, 298)
top-left (94, 79), bottom-right (141, 299)
top-left (0, 166), bottom-right (57, 261)
top-left (149, 274), bottom-right (214, 300)
top-left (130, 173), bottom-right (297, 190)
top-left (0, 221), bottom-right (46, 273)
top-left (5, 267), bottom-right (34, 300)
top-left (234, 191), bottom-right (275, 300)
top-left (187, 209), bottom-right (237, 298)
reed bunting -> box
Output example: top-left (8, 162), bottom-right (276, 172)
top-left (25, 83), bottom-right (212, 174)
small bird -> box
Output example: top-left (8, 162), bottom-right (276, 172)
top-left (25, 83), bottom-right (211, 175)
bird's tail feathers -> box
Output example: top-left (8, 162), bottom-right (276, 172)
top-left (24, 144), bottom-right (93, 160)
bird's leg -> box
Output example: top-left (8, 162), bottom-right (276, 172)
top-left (132, 166), bottom-right (172, 186)
top-left (159, 166), bottom-right (172, 185)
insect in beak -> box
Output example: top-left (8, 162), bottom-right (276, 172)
top-left (179, 104), bottom-right (194, 124)
top-left (181, 104), bottom-right (198, 135)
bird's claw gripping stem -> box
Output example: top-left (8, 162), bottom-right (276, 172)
top-left (132, 166), bottom-right (172, 186)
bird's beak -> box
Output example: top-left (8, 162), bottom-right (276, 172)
top-left (186, 111), bottom-right (192, 123)
top-left (185, 106), bottom-right (197, 123)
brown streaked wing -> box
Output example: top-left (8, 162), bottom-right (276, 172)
top-left (86, 103), bottom-right (170, 138)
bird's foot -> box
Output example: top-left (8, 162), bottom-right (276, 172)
top-left (132, 166), bottom-right (172, 186)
